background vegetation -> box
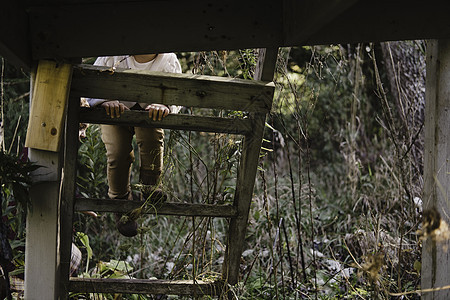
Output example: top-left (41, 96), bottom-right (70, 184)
top-left (0, 43), bottom-right (429, 299)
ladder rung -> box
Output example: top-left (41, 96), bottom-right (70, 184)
top-left (71, 64), bottom-right (274, 113)
top-left (75, 198), bottom-right (238, 218)
top-left (79, 107), bottom-right (252, 135)
top-left (69, 278), bottom-right (224, 296)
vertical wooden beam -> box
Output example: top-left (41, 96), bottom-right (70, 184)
top-left (58, 95), bottom-right (80, 299)
top-left (421, 39), bottom-right (450, 300)
top-left (24, 61), bottom-right (72, 299)
top-left (223, 48), bottom-right (278, 285)
top-left (24, 66), bottom-right (62, 300)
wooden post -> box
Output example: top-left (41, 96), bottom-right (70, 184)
top-left (24, 61), bottom-right (72, 299)
top-left (421, 40), bottom-right (450, 300)
top-left (223, 48), bottom-right (278, 285)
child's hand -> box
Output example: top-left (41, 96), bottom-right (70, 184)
top-left (145, 104), bottom-right (170, 121)
top-left (101, 100), bottom-right (129, 118)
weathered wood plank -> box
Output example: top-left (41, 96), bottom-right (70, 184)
top-left (75, 198), bottom-right (238, 218)
top-left (28, 0), bottom-right (450, 60)
top-left (79, 107), bottom-right (252, 135)
top-left (421, 39), bottom-right (450, 300)
top-left (59, 95), bottom-right (81, 300)
top-left (25, 60), bottom-right (72, 152)
top-left (25, 181), bottom-right (60, 300)
top-left (224, 48), bottom-right (278, 285)
top-left (306, 0), bottom-right (450, 45)
top-left (224, 115), bottom-right (267, 285)
top-left (0, 0), bottom-right (31, 69)
top-left (24, 66), bottom-right (61, 300)
top-left (29, 1), bottom-right (282, 59)
top-left (71, 65), bottom-right (274, 113)
top-left (69, 278), bottom-right (224, 296)
top-left (283, 0), bottom-right (359, 45)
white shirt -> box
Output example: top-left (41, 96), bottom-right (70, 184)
top-left (87, 53), bottom-right (182, 112)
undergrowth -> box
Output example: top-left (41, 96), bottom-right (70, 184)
top-left (0, 43), bottom-right (437, 299)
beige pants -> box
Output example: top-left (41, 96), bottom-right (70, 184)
top-left (101, 125), bottom-right (164, 199)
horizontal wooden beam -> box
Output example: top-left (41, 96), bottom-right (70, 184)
top-left (28, 0), bottom-right (450, 60)
top-left (29, 1), bottom-right (282, 59)
top-left (79, 107), bottom-right (252, 135)
top-left (69, 278), bottom-right (224, 296)
top-left (71, 65), bottom-right (274, 113)
top-left (306, 1), bottom-right (450, 45)
top-left (283, 0), bottom-right (359, 46)
top-left (75, 198), bottom-right (238, 218)
top-left (0, 0), bottom-right (31, 69)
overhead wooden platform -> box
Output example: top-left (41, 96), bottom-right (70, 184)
top-left (2, 0), bottom-right (450, 69)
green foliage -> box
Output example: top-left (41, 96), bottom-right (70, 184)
top-left (0, 57), bottom-right (30, 154)
top-left (0, 151), bottom-right (38, 211)
top-left (0, 151), bottom-right (39, 280)
top-left (77, 124), bottom-right (108, 198)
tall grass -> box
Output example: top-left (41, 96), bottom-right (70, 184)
top-left (70, 45), bottom-right (425, 299)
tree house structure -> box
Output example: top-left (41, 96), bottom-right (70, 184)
top-left (1, 1), bottom-right (449, 299)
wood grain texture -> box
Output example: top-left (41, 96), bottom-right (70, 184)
top-left (224, 49), bottom-right (277, 285)
top-left (24, 66), bottom-right (62, 300)
top-left (25, 60), bottom-right (72, 151)
top-left (58, 95), bottom-right (80, 300)
top-left (79, 107), bottom-right (252, 135)
top-left (69, 278), bottom-right (224, 296)
top-left (29, 1), bottom-right (282, 59)
top-left (71, 64), bottom-right (274, 113)
top-left (27, 0), bottom-right (450, 60)
top-left (421, 39), bottom-right (450, 300)
top-left (75, 198), bottom-right (238, 217)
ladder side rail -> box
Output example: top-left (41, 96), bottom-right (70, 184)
top-left (223, 113), bottom-right (267, 284)
top-left (59, 95), bottom-right (81, 299)
top-left (71, 65), bottom-right (274, 113)
top-left (223, 48), bottom-right (278, 285)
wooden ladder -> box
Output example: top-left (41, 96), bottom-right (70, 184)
top-left (59, 49), bottom-right (277, 299)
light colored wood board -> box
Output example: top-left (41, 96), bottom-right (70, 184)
top-left (25, 60), bottom-right (72, 152)
top-left (79, 107), bottom-right (252, 135)
top-left (29, 1), bottom-right (282, 59)
top-left (69, 278), bottom-right (224, 296)
top-left (58, 95), bottom-right (81, 299)
top-left (71, 65), bottom-right (274, 113)
top-left (28, 148), bottom-right (61, 182)
top-left (0, 0), bottom-right (31, 70)
top-left (25, 181), bottom-right (60, 300)
top-left (75, 199), bottom-right (238, 218)
top-left (25, 67), bottom-right (62, 300)
top-left (421, 39), bottom-right (450, 300)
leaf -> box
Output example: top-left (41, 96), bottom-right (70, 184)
top-left (76, 232), bottom-right (93, 259)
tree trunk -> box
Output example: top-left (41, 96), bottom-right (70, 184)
top-left (380, 41), bottom-right (425, 178)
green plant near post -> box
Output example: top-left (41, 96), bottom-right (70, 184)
top-left (77, 124), bottom-right (108, 199)
top-left (0, 151), bottom-right (39, 299)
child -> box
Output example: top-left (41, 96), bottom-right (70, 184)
top-left (87, 53), bottom-right (182, 236)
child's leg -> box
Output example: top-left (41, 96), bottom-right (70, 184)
top-left (134, 127), bottom-right (164, 186)
top-left (101, 124), bottom-right (134, 199)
